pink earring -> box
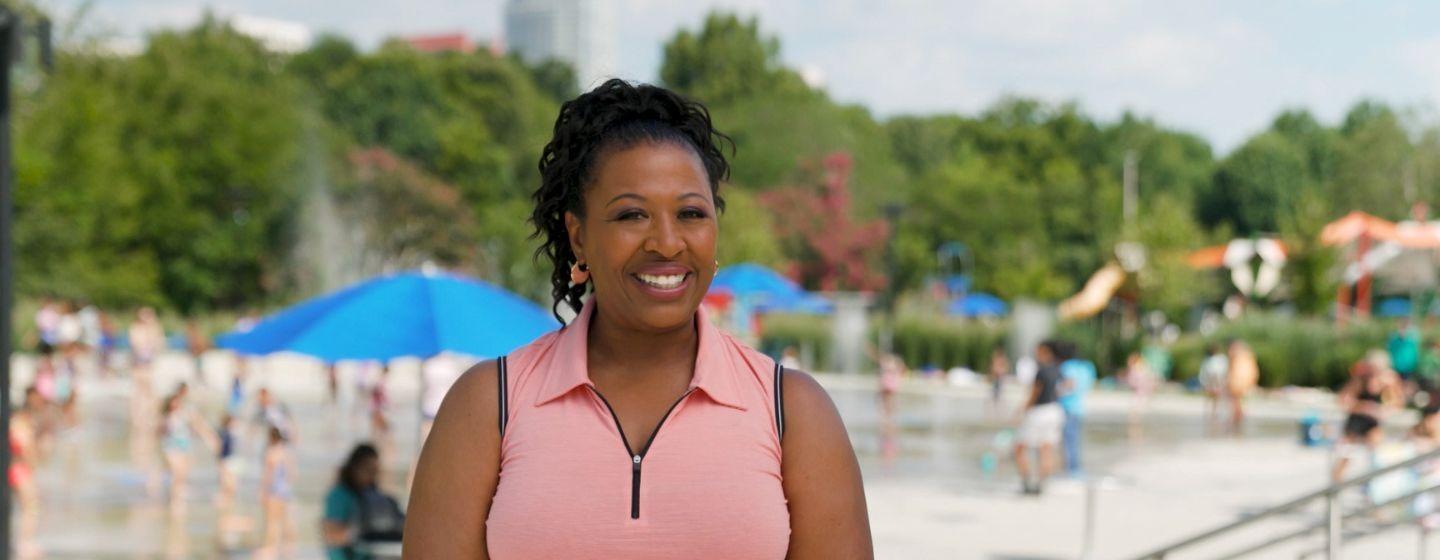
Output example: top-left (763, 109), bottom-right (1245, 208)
top-left (570, 262), bottom-right (590, 285)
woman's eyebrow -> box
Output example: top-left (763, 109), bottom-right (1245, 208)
top-left (606, 193), bottom-right (646, 207)
top-left (678, 192), bottom-right (708, 202)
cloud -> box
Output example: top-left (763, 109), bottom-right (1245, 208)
top-left (1400, 36), bottom-right (1440, 102)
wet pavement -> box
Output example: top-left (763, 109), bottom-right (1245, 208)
top-left (9, 352), bottom-right (1340, 558)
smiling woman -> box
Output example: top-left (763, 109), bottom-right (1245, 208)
top-left (403, 79), bottom-right (872, 559)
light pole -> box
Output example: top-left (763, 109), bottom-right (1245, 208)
top-left (0, 7), bottom-right (51, 556)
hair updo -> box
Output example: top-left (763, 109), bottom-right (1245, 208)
top-left (530, 79), bottom-right (733, 323)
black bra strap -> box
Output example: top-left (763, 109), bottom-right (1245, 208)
top-left (774, 362), bottom-right (785, 439)
top-left (498, 355), bottom-right (509, 438)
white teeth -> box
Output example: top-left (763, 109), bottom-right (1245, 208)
top-left (637, 273), bottom-right (686, 289)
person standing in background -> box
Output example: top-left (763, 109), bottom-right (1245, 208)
top-left (1057, 341), bottom-right (1095, 477)
top-left (987, 344), bottom-right (1010, 416)
top-left (1122, 352), bottom-right (1157, 441)
top-left (184, 319), bottom-right (210, 387)
top-left (1199, 343), bottom-right (1231, 431)
top-left (1226, 339), bottom-right (1260, 434)
top-left (128, 308), bottom-right (165, 419)
top-left (1014, 341), bottom-right (1064, 495)
top-left (1332, 350), bottom-right (1403, 483)
top-left (258, 426), bottom-right (296, 559)
top-left (1389, 318), bottom-right (1423, 398)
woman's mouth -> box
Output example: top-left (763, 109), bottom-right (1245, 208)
top-left (636, 272), bottom-right (688, 289)
top-left (630, 271), bottom-right (693, 300)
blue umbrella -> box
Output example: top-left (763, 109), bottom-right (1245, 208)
top-left (948, 293), bottom-right (1008, 317)
top-left (710, 263), bottom-right (832, 314)
top-left (1376, 297), bottom-right (1411, 318)
top-left (217, 270), bottom-right (559, 362)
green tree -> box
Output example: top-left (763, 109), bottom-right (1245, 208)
top-left (17, 20), bottom-right (306, 310)
top-left (1332, 100), bottom-right (1413, 218)
top-left (660, 13), bottom-right (796, 105)
top-left (1202, 132), bottom-right (1308, 235)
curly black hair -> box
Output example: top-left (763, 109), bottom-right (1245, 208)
top-left (530, 79), bottom-right (733, 323)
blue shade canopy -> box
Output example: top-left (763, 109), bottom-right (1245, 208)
top-left (709, 263), bottom-right (833, 314)
top-left (948, 293), bottom-right (1008, 317)
top-left (217, 271), bottom-right (559, 362)
top-left (1376, 297), bottom-right (1411, 318)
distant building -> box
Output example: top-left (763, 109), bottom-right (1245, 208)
top-left (404, 33), bottom-right (475, 53)
top-left (504, 0), bottom-right (616, 89)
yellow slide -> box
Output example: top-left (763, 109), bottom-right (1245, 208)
top-left (1057, 263), bottom-right (1126, 321)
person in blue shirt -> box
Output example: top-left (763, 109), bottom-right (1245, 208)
top-left (1056, 340), bottom-right (1096, 477)
top-left (1388, 318), bottom-right (1422, 381)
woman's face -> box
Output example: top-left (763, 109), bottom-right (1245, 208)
top-left (566, 141), bottom-right (719, 333)
top-left (356, 456), bottom-right (380, 488)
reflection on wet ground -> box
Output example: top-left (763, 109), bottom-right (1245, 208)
top-left (20, 373), bottom-right (1296, 558)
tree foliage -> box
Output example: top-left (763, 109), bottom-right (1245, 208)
top-left (16, 8), bottom-right (1440, 321)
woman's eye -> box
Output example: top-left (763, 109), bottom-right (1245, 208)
top-left (680, 208), bottom-right (709, 220)
top-left (616, 210), bottom-right (645, 221)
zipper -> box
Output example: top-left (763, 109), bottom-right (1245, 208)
top-left (589, 386), bottom-right (694, 519)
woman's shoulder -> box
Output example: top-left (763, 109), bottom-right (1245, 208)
top-left (446, 359), bottom-right (501, 410)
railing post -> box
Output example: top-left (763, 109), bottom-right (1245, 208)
top-left (1421, 523), bottom-right (1428, 560)
top-left (1327, 489), bottom-right (1343, 559)
top-left (1082, 478), bottom-right (1097, 560)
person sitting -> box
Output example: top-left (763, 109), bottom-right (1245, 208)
top-left (323, 443), bottom-right (404, 559)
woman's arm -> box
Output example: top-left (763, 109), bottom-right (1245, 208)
top-left (402, 360), bottom-right (502, 559)
top-left (1382, 373), bottom-right (1405, 410)
top-left (321, 519), bottom-right (351, 547)
top-left (781, 369), bottom-right (873, 560)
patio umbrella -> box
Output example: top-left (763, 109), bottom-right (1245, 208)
top-left (709, 263), bottom-right (833, 314)
top-left (216, 270), bottom-right (558, 362)
top-left (948, 293), bottom-right (1008, 317)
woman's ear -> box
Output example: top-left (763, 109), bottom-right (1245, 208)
top-left (564, 210), bottom-right (584, 263)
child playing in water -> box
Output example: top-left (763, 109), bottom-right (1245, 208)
top-left (258, 426), bottom-right (296, 559)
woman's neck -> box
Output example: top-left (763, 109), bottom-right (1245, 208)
top-left (586, 304), bottom-right (699, 381)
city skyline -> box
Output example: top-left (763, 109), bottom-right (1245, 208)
top-left (54, 0), bottom-right (1440, 153)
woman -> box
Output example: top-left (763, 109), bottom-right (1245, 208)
top-left (324, 444), bottom-right (404, 559)
top-left (1332, 350), bottom-right (1403, 483)
top-left (405, 80), bottom-right (871, 558)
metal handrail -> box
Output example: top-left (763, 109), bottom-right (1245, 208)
top-left (1221, 481), bottom-right (1440, 559)
top-left (1130, 445), bottom-right (1440, 559)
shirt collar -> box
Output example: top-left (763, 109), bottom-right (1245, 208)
top-left (533, 298), bottom-right (748, 411)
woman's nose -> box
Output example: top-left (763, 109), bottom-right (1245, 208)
top-left (643, 215), bottom-right (685, 258)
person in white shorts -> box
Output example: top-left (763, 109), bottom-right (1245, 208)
top-left (1014, 340), bottom-right (1064, 495)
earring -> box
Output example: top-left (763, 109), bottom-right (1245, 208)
top-left (570, 261), bottom-right (590, 285)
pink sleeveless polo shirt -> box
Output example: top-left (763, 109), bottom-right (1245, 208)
top-left (485, 299), bottom-right (791, 558)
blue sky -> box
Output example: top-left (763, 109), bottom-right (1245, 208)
top-left (57, 0), bottom-right (1440, 153)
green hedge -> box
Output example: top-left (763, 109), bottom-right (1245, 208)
top-left (1164, 315), bottom-right (1389, 389)
top-left (759, 313), bottom-right (1007, 373)
top-left (758, 310), bottom-right (1425, 388)
top-left (885, 317), bottom-right (1006, 372)
top-left (759, 313), bottom-right (835, 371)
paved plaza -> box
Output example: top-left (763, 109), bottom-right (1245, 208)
top-left (7, 352), bottom-right (1428, 559)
